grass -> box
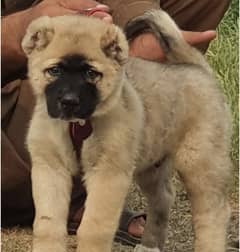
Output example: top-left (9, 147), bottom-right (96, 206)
top-left (206, 0), bottom-right (239, 199)
top-left (207, 0), bottom-right (239, 164)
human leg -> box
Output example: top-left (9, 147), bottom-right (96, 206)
top-left (1, 79), bottom-right (35, 226)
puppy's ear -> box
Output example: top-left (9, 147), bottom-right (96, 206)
top-left (21, 16), bottom-right (54, 56)
top-left (101, 25), bottom-right (129, 65)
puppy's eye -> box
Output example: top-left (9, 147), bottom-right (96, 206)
top-left (85, 69), bottom-right (101, 80)
top-left (46, 66), bottom-right (63, 77)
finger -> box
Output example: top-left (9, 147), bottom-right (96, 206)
top-left (59, 0), bottom-right (110, 13)
top-left (182, 30), bottom-right (216, 45)
top-left (91, 11), bottom-right (113, 23)
top-left (38, 4), bottom-right (112, 23)
top-left (41, 5), bottom-right (80, 17)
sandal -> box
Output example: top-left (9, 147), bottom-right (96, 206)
top-left (114, 210), bottom-right (146, 247)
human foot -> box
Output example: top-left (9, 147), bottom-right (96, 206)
top-left (127, 214), bottom-right (146, 237)
top-left (115, 211), bottom-right (146, 246)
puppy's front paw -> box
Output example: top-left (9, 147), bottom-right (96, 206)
top-left (32, 237), bottom-right (66, 252)
top-left (134, 244), bottom-right (161, 252)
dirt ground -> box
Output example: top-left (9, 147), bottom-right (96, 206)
top-left (2, 173), bottom-right (239, 252)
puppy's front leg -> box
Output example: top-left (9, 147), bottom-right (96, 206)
top-left (77, 116), bottom-right (140, 252)
top-left (77, 167), bottom-right (132, 252)
top-left (31, 157), bottom-right (72, 252)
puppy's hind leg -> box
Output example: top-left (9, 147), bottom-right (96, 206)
top-left (135, 156), bottom-right (174, 252)
top-left (175, 131), bottom-right (231, 252)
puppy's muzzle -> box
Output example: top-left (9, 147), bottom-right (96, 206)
top-left (58, 92), bottom-right (83, 120)
top-left (45, 81), bottom-right (99, 120)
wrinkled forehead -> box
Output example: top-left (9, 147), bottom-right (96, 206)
top-left (31, 31), bottom-right (107, 72)
top-left (28, 15), bottom-right (123, 70)
top-left (44, 30), bottom-right (103, 57)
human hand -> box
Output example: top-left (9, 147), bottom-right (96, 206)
top-left (15, 0), bottom-right (112, 44)
top-left (129, 30), bottom-right (216, 61)
top-left (27, 0), bottom-right (112, 22)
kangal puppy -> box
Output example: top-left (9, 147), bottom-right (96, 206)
top-left (22, 9), bottom-right (231, 252)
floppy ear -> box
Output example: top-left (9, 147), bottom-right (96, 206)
top-left (21, 16), bottom-right (54, 56)
top-left (101, 25), bottom-right (129, 65)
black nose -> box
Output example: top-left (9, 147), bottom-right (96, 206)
top-left (60, 93), bottom-right (80, 109)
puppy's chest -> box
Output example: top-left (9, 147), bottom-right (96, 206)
top-left (80, 136), bottom-right (101, 171)
top-left (44, 121), bottom-right (79, 173)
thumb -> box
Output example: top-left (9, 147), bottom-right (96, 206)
top-left (182, 30), bottom-right (216, 45)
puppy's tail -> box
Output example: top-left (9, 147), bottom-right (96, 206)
top-left (125, 9), bottom-right (211, 72)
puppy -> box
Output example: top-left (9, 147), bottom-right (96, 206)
top-left (22, 9), bottom-right (232, 252)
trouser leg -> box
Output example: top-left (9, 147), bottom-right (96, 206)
top-left (1, 79), bottom-right (35, 226)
